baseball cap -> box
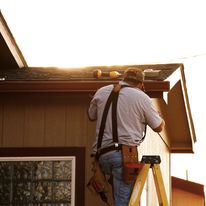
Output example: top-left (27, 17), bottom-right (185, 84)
top-left (123, 67), bottom-right (144, 83)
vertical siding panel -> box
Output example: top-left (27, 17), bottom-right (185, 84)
top-left (81, 102), bottom-right (91, 146)
top-left (44, 101), bottom-right (66, 146)
top-left (139, 129), bottom-right (170, 206)
top-left (66, 96), bottom-right (89, 147)
top-left (24, 103), bottom-right (45, 146)
top-left (67, 103), bottom-right (80, 146)
top-left (152, 98), bottom-right (171, 146)
top-left (65, 103), bottom-right (72, 146)
top-left (0, 102), bottom-right (3, 147)
top-left (3, 102), bottom-right (25, 147)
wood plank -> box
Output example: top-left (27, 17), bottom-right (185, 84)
top-left (166, 66), bottom-right (196, 144)
top-left (172, 188), bottom-right (204, 206)
top-left (2, 102), bottom-right (25, 146)
top-left (66, 96), bottom-right (89, 146)
top-left (152, 98), bottom-right (170, 147)
top-left (44, 101), bottom-right (66, 146)
top-left (0, 102), bottom-right (3, 146)
top-left (0, 12), bottom-right (27, 68)
top-left (167, 80), bottom-right (193, 152)
top-left (0, 80), bottom-right (170, 98)
top-left (24, 103), bottom-right (45, 146)
top-left (172, 176), bottom-right (204, 196)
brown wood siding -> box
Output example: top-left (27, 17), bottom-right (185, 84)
top-left (0, 102), bottom-right (3, 146)
top-left (0, 93), bottom-right (170, 206)
top-left (0, 93), bottom-right (95, 146)
top-left (2, 101), bottom-right (25, 146)
top-left (24, 103), bottom-right (45, 146)
top-left (172, 188), bottom-right (205, 206)
top-left (0, 93), bottom-right (97, 205)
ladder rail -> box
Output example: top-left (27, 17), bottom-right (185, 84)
top-left (128, 155), bottom-right (169, 206)
top-left (128, 164), bottom-right (150, 206)
top-left (152, 164), bottom-right (169, 206)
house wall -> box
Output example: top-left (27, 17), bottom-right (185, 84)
top-left (139, 129), bottom-right (170, 206)
top-left (172, 188), bottom-right (204, 206)
top-left (0, 92), bottom-right (170, 206)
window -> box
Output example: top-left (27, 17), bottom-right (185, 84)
top-left (0, 147), bottom-right (85, 206)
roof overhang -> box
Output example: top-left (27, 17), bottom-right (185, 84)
top-left (164, 64), bottom-right (196, 153)
top-left (0, 65), bottom-right (172, 98)
top-left (0, 11), bottom-right (27, 70)
top-left (0, 79), bottom-right (169, 98)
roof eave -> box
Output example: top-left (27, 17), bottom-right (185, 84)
top-left (165, 64), bottom-right (196, 153)
top-left (0, 11), bottom-right (27, 69)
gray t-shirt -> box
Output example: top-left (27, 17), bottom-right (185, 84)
top-left (88, 81), bottom-right (162, 153)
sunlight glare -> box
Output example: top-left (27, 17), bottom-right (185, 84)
top-left (1, 0), bottom-right (206, 67)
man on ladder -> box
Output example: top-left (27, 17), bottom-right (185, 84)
top-left (88, 67), bottom-right (165, 206)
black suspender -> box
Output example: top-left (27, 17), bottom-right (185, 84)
top-left (97, 89), bottom-right (117, 149)
top-left (111, 89), bottom-right (119, 144)
top-left (97, 85), bottom-right (130, 150)
top-left (96, 84), bottom-right (147, 151)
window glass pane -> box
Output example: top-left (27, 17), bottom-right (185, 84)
top-left (0, 157), bottom-right (75, 205)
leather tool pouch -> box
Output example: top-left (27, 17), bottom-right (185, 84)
top-left (122, 145), bottom-right (140, 184)
top-left (87, 159), bottom-right (109, 194)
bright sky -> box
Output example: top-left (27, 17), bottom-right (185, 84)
top-left (1, 0), bottom-right (206, 187)
top-left (1, 0), bottom-right (206, 67)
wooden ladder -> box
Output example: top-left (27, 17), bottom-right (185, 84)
top-left (128, 155), bottom-right (169, 206)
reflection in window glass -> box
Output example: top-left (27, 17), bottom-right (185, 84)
top-left (0, 157), bottom-right (75, 206)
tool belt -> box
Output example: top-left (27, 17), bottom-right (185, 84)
top-left (95, 143), bottom-right (122, 160)
top-left (122, 145), bottom-right (140, 184)
top-left (95, 143), bottom-right (140, 184)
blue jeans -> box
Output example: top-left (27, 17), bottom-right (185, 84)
top-left (99, 151), bottom-right (134, 206)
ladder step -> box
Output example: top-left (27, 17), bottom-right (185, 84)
top-left (124, 163), bottom-right (144, 168)
top-left (141, 155), bottom-right (161, 164)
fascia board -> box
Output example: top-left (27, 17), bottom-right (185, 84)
top-left (0, 11), bottom-right (27, 68)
